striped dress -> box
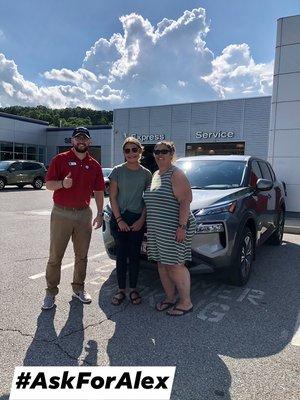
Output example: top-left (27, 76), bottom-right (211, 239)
top-left (143, 165), bottom-right (196, 265)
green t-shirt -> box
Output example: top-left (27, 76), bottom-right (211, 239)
top-left (109, 163), bottom-right (152, 214)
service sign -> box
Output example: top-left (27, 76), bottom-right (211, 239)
top-left (195, 131), bottom-right (235, 140)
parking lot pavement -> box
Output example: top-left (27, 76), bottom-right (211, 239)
top-left (0, 188), bottom-right (300, 399)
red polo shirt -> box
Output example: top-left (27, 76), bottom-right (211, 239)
top-left (46, 150), bottom-right (105, 208)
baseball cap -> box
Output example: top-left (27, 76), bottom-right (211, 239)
top-left (72, 127), bottom-right (91, 138)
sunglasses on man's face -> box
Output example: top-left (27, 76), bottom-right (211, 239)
top-left (124, 147), bottom-right (139, 154)
top-left (153, 149), bottom-right (171, 156)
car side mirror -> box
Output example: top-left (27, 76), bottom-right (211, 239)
top-left (256, 178), bottom-right (273, 191)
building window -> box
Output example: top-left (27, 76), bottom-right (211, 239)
top-left (38, 147), bottom-right (45, 163)
top-left (14, 143), bottom-right (26, 159)
top-left (186, 142), bottom-right (245, 156)
top-left (0, 142), bottom-right (13, 160)
top-left (0, 141), bottom-right (46, 163)
top-left (26, 145), bottom-right (38, 161)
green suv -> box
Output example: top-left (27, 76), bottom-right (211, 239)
top-left (0, 160), bottom-right (46, 190)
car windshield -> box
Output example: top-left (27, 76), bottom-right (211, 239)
top-left (0, 161), bottom-right (11, 170)
top-left (176, 159), bottom-right (247, 189)
top-left (102, 168), bottom-right (113, 178)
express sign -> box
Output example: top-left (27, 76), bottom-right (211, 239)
top-left (195, 131), bottom-right (235, 140)
top-left (123, 133), bottom-right (166, 142)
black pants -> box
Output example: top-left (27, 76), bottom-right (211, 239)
top-left (110, 211), bottom-right (144, 289)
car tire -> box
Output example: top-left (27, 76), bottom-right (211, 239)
top-left (228, 227), bottom-right (254, 286)
top-left (32, 177), bottom-right (44, 190)
top-left (0, 177), bottom-right (5, 190)
top-left (267, 209), bottom-right (285, 246)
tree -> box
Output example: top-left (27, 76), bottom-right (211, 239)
top-left (0, 106), bottom-right (113, 127)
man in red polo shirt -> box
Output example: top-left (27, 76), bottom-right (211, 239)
top-left (42, 127), bottom-right (105, 310)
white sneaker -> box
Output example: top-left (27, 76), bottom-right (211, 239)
top-left (73, 290), bottom-right (92, 304)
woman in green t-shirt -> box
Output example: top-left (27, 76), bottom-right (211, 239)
top-left (109, 137), bottom-right (152, 306)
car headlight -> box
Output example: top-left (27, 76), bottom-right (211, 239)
top-left (196, 201), bottom-right (236, 216)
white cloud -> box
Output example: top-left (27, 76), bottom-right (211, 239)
top-left (0, 53), bottom-right (124, 108)
top-left (0, 8), bottom-right (274, 109)
top-left (82, 8), bottom-right (215, 105)
top-left (2, 81), bottom-right (15, 97)
top-left (43, 68), bottom-right (98, 84)
top-left (178, 80), bottom-right (187, 87)
top-left (202, 43), bottom-right (274, 98)
top-left (0, 29), bottom-right (5, 41)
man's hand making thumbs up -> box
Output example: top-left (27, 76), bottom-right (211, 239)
top-left (62, 172), bottom-right (73, 189)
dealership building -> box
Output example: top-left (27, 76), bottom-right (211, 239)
top-left (0, 115), bottom-right (112, 167)
top-left (0, 14), bottom-right (299, 213)
top-left (113, 95), bottom-right (271, 169)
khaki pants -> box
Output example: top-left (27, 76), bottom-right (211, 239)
top-left (45, 205), bottom-right (93, 296)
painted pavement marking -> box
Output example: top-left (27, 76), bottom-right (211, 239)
top-left (291, 310), bottom-right (300, 347)
top-left (29, 252), bottom-right (107, 280)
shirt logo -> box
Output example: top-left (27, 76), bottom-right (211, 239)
top-left (68, 161), bottom-right (77, 166)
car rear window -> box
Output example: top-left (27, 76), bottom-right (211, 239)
top-left (267, 163), bottom-right (276, 181)
top-left (249, 160), bottom-right (262, 187)
top-left (23, 162), bottom-right (41, 170)
top-left (258, 161), bottom-right (272, 181)
top-left (0, 161), bottom-right (12, 169)
top-left (10, 162), bottom-right (23, 171)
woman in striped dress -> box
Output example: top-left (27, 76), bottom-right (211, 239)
top-left (143, 141), bottom-right (196, 316)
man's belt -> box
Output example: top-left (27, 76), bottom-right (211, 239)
top-left (54, 204), bottom-right (89, 211)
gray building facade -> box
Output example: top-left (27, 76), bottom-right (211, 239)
top-left (269, 15), bottom-right (300, 213)
top-left (46, 126), bottom-right (112, 167)
top-left (113, 96), bottom-right (271, 166)
top-left (0, 111), bottom-right (112, 167)
top-left (0, 112), bottom-right (48, 163)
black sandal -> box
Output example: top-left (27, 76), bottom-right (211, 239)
top-left (111, 291), bottom-right (126, 306)
top-left (155, 301), bottom-right (176, 312)
top-left (166, 306), bottom-right (193, 316)
top-left (129, 290), bottom-right (142, 305)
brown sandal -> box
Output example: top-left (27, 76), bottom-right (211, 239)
top-left (111, 291), bottom-right (126, 306)
top-left (129, 290), bottom-right (142, 305)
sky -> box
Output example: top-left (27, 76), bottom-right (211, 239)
top-left (0, 0), bottom-right (299, 110)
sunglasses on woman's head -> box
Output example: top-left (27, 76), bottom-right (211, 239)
top-left (124, 147), bottom-right (139, 154)
top-left (153, 149), bottom-right (171, 155)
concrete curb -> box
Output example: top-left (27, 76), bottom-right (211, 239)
top-left (284, 218), bottom-right (300, 235)
top-left (284, 225), bottom-right (300, 235)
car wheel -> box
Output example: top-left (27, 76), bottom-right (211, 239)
top-left (267, 210), bottom-right (285, 246)
top-left (17, 184), bottom-right (25, 189)
top-left (32, 177), bottom-right (43, 189)
top-left (0, 177), bottom-right (5, 190)
top-left (228, 227), bottom-right (254, 286)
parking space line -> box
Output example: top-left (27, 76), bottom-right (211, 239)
top-left (291, 310), bottom-right (300, 347)
top-left (28, 252), bottom-right (107, 280)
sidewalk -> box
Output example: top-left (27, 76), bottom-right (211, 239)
top-left (284, 213), bottom-right (300, 235)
